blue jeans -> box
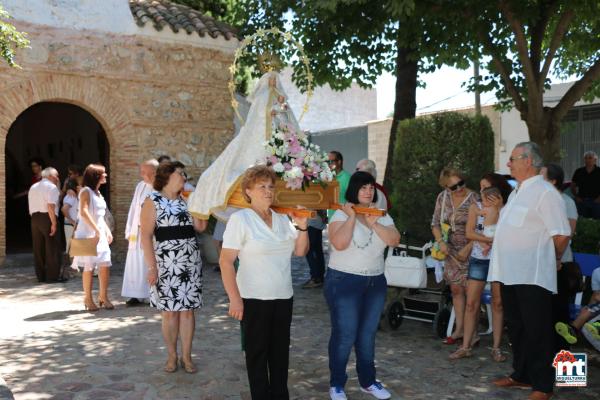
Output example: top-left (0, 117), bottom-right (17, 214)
top-left (324, 268), bottom-right (387, 388)
top-left (467, 257), bottom-right (490, 281)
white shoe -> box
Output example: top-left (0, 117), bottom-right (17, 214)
top-left (329, 386), bottom-right (348, 400)
top-left (360, 381), bottom-right (391, 399)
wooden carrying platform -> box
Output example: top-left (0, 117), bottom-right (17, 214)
top-left (228, 179), bottom-right (386, 218)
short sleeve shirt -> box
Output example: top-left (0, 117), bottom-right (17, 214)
top-left (222, 208), bottom-right (298, 300)
top-left (488, 175), bottom-right (571, 293)
top-left (561, 192), bottom-right (578, 263)
top-left (28, 179), bottom-right (60, 216)
top-left (328, 169), bottom-right (351, 219)
top-left (572, 166), bottom-right (600, 199)
top-left (63, 193), bottom-right (79, 222)
top-left (328, 210), bottom-right (396, 276)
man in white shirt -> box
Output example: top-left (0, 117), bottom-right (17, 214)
top-left (489, 142), bottom-right (571, 400)
top-left (121, 159), bottom-right (158, 305)
top-left (28, 167), bottom-right (63, 283)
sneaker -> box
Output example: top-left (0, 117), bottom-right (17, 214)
top-left (302, 278), bottom-right (323, 289)
top-left (329, 386), bottom-right (347, 400)
top-left (584, 322), bottom-right (600, 340)
top-left (360, 381), bottom-right (391, 400)
top-left (555, 322), bottom-right (577, 344)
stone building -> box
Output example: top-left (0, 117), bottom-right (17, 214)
top-left (0, 0), bottom-right (239, 259)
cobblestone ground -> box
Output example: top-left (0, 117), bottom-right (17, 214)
top-left (0, 254), bottom-right (598, 400)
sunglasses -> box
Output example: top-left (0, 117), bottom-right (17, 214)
top-left (448, 180), bottom-right (465, 191)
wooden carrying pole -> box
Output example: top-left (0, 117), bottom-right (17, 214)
top-left (330, 203), bottom-right (387, 217)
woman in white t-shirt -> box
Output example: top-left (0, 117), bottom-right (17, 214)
top-left (325, 171), bottom-right (400, 400)
top-left (220, 165), bottom-right (308, 400)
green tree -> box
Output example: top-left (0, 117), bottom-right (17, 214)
top-left (0, 4), bottom-right (29, 68)
top-left (444, 0), bottom-right (600, 162)
top-left (227, 0), bottom-right (600, 180)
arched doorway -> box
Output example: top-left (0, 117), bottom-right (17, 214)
top-left (5, 102), bottom-right (110, 253)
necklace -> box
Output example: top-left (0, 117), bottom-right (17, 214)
top-left (352, 228), bottom-right (373, 250)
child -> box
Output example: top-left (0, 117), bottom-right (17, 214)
top-left (555, 267), bottom-right (600, 345)
top-left (479, 187), bottom-right (501, 255)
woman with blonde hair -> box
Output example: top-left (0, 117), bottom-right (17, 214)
top-left (431, 167), bottom-right (478, 345)
top-left (220, 165), bottom-right (309, 400)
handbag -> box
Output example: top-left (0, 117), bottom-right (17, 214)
top-left (384, 241), bottom-right (430, 289)
top-left (431, 192), bottom-right (451, 261)
top-left (68, 212), bottom-right (98, 257)
top-left (104, 208), bottom-right (115, 233)
top-left (69, 237), bottom-right (99, 257)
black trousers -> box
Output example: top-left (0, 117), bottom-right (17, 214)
top-left (242, 297), bottom-right (293, 400)
top-left (306, 227), bottom-right (325, 281)
top-left (30, 212), bottom-right (61, 282)
top-left (501, 284), bottom-right (555, 393)
top-left (552, 267), bottom-right (572, 352)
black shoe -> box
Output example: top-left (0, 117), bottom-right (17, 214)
top-left (126, 298), bottom-right (142, 306)
top-left (302, 278), bottom-right (323, 289)
top-left (46, 278), bottom-right (67, 283)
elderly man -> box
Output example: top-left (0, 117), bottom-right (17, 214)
top-left (28, 167), bottom-right (63, 283)
top-left (355, 159), bottom-right (391, 210)
top-left (489, 142), bottom-right (571, 400)
top-left (571, 151), bottom-right (600, 219)
top-left (121, 159), bottom-right (159, 305)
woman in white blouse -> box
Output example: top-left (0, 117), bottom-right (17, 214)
top-left (326, 171), bottom-right (400, 400)
top-left (219, 165), bottom-right (308, 400)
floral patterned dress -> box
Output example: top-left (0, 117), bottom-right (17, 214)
top-left (149, 191), bottom-right (202, 311)
top-left (431, 189), bottom-right (478, 286)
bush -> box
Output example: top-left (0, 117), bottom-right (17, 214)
top-left (572, 218), bottom-right (600, 254)
top-left (388, 112), bottom-right (494, 243)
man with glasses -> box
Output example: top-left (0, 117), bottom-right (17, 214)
top-left (489, 142), bottom-right (571, 400)
top-left (570, 151), bottom-right (600, 219)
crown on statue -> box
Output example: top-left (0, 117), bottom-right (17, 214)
top-left (258, 51), bottom-right (284, 74)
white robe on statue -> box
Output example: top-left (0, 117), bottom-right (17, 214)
top-left (187, 71), bottom-right (296, 221)
top-left (121, 180), bottom-right (153, 299)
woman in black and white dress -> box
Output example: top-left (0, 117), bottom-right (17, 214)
top-left (140, 161), bottom-right (206, 373)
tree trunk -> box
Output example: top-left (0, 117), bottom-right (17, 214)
top-left (525, 109), bottom-right (562, 162)
top-left (382, 45), bottom-right (418, 189)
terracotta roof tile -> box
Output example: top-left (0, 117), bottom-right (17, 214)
top-left (129, 0), bottom-right (240, 40)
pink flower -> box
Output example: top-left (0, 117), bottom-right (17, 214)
top-left (283, 162), bottom-right (292, 171)
top-left (269, 156), bottom-right (279, 165)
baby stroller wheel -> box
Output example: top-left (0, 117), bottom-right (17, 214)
top-left (433, 307), bottom-right (451, 338)
top-left (383, 301), bottom-right (404, 330)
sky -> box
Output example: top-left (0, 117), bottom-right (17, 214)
top-left (375, 65), bottom-right (498, 119)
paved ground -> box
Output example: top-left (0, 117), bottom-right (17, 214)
top-left (0, 254), bottom-right (599, 400)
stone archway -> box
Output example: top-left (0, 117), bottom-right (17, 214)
top-left (0, 74), bottom-right (131, 258)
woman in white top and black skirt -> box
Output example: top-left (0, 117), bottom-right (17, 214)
top-left (219, 165), bottom-right (309, 400)
top-left (326, 171), bottom-right (401, 400)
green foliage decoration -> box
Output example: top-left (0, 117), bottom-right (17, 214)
top-left (572, 218), bottom-right (600, 255)
top-left (389, 112), bottom-right (494, 242)
top-left (0, 4), bottom-right (29, 68)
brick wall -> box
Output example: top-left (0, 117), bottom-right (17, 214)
top-left (0, 22), bottom-right (236, 260)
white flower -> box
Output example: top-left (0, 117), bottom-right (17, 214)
top-left (289, 166), bottom-right (303, 179)
top-left (273, 162), bottom-right (285, 173)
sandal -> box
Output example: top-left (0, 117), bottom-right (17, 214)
top-left (443, 335), bottom-right (463, 345)
top-left (449, 347), bottom-right (472, 360)
top-left (180, 358), bottom-right (197, 374)
top-left (491, 348), bottom-right (506, 362)
top-left (164, 358), bottom-right (178, 373)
